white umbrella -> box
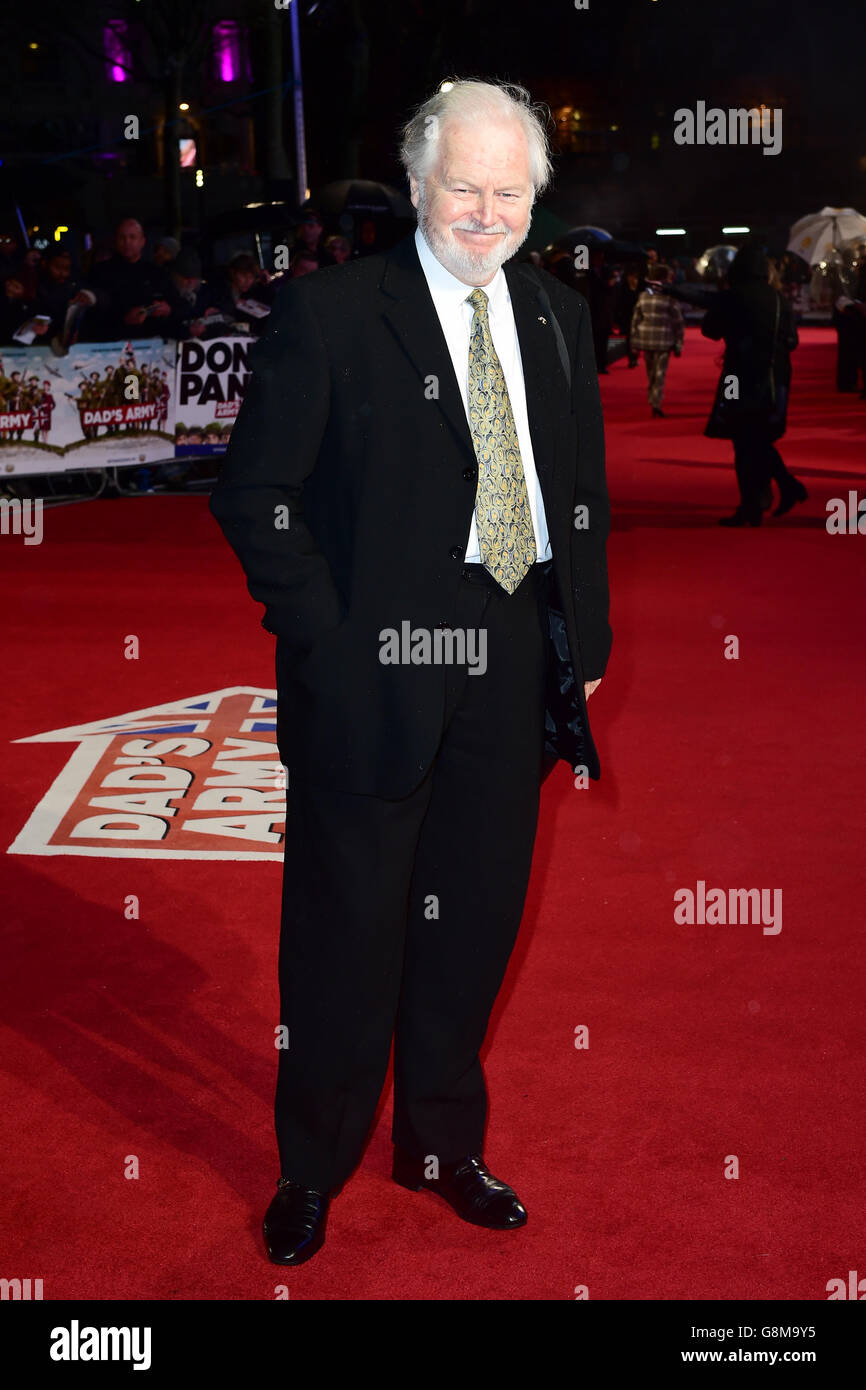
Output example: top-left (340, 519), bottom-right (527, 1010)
top-left (787, 207), bottom-right (866, 265)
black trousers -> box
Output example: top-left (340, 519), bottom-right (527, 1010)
top-left (733, 430), bottom-right (797, 518)
top-left (274, 560), bottom-right (550, 1190)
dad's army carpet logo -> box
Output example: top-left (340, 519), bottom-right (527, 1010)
top-left (8, 689), bottom-right (286, 860)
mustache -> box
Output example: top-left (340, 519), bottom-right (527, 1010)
top-left (450, 222), bottom-right (511, 236)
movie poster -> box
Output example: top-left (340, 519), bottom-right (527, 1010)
top-left (174, 337), bottom-right (251, 455)
top-left (0, 339), bottom-right (176, 476)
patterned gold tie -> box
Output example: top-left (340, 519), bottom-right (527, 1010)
top-left (466, 287), bottom-right (537, 594)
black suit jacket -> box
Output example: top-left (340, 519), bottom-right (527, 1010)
top-left (209, 232), bottom-right (612, 798)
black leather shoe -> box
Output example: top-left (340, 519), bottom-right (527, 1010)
top-left (392, 1149), bottom-right (527, 1230)
top-left (263, 1178), bottom-right (329, 1266)
top-left (773, 479), bottom-right (808, 517)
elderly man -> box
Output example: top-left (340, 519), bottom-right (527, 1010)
top-left (210, 78), bottom-right (612, 1267)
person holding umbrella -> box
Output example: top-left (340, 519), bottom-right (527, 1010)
top-left (787, 207), bottom-right (866, 392)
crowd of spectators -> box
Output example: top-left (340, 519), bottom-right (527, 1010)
top-left (0, 207), bottom-right (350, 349)
top-left (6, 213), bottom-right (863, 396)
top-left (0, 212), bottom-right (708, 361)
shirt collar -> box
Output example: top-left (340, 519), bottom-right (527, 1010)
top-left (415, 226), bottom-right (509, 317)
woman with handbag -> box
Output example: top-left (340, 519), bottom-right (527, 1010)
top-left (702, 243), bottom-right (807, 526)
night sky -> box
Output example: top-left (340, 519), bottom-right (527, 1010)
top-left (301, 0), bottom-right (866, 244)
top-left (2, 0), bottom-right (864, 247)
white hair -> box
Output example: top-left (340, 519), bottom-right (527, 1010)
top-left (398, 79), bottom-right (553, 202)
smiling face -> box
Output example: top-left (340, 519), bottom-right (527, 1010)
top-left (410, 116), bottom-right (533, 285)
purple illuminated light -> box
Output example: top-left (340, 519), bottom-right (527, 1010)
top-left (104, 21), bottom-right (130, 83)
top-left (213, 21), bottom-right (241, 83)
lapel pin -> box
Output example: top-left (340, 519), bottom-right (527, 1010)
top-left (537, 315), bottom-right (548, 325)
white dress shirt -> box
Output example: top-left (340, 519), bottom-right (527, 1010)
top-left (414, 227), bottom-right (551, 564)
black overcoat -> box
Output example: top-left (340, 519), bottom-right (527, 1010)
top-left (210, 233), bottom-right (612, 798)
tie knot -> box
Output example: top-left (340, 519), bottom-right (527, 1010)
top-left (467, 287), bottom-right (489, 314)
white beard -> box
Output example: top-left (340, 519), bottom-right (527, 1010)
top-left (416, 188), bottom-right (531, 284)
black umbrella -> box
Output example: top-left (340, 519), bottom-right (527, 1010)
top-left (313, 180), bottom-right (415, 255)
top-left (205, 202), bottom-right (299, 236)
top-left (315, 180), bottom-right (414, 219)
top-left (559, 224), bottom-right (613, 244)
top-left (202, 202), bottom-right (300, 274)
top-left (551, 228), bottom-right (645, 260)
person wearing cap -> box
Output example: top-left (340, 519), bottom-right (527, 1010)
top-left (153, 236), bottom-right (181, 268)
top-left (165, 248), bottom-right (209, 338)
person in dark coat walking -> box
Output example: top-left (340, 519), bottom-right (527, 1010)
top-left (834, 252), bottom-right (866, 397)
top-left (701, 243), bottom-right (805, 526)
top-left (574, 247), bottom-right (613, 373)
top-left (612, 264), bottom-right (644, 367)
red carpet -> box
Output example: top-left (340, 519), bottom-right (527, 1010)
top-left (2, 326), bottom-right (864, 1300)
